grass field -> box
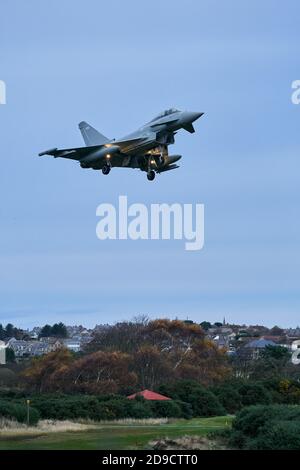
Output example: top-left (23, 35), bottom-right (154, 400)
top-left (0, 416), bottom-right (232, 450)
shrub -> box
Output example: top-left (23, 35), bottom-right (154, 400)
top-left (159, 380), bottom-right (226, 417)
top-left (129, 401), bottom-right (153, 419)
top-left (28, 394), bottom-right (186, 421)
top-left (0, 400), bottom-right (39, 425)
top-left (237, 383), bottom-right (271, 407)
top-left (175, 400), bottom-right (193, 419)
top-left (248, 421), bottom-right (300, 450)
top-left (230, 404), bottom-right (300, 449)
top-left (211, 385), bottom-right (242, 413)
top-left (0, 368), bottom-right (17, 387)
top-left (149, 400), bottom-right (182, 418)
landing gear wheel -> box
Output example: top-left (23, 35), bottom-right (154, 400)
top-left (102, 164), bottom-right (111, 175)
top-left (147, 170), bottom-right (155, 181)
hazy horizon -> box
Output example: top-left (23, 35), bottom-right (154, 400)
top-left (1, 311), bottom-right (299, 331)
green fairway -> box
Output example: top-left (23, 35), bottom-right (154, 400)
top-left (0, 416), bottom-right (232, 450)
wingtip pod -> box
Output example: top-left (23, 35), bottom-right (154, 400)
top-left (38, 147), bottom-right (58, 156)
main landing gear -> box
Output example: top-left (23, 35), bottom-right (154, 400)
top-left (147, 170), bottom-right (155, 181)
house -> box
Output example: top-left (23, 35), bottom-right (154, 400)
top-left (39, 337), bottom-right (63, 348)
top-left (79, 335), bottom-right (93, 346)
top-left (6, 337), bottom-right (63, 358)
top-left (238, 337), bottom-right (277, 360)
top-left (6, 338), bottom-right (30, 357)
top-left (127, 390), bottom-right (172, 401)
top-left (245, 338), bottom-right (277, 349)
top-left (212, 334), bottom-right (230, 349)
top-left (62, 338), bottom-right (81, 353)
top-left (286, 327), bottom-right (300, 338)
top-left (30, 341), bottom-right (53, 356)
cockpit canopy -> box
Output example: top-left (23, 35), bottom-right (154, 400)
top-left (150, 108), bottom-right (180, 122)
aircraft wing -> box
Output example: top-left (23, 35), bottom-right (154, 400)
top-left (38, 145), bottom-right (102, 161)
top-left (113, 136), bottom-right (148, 153)
top-left (39, 136), bottom-right (148, 160)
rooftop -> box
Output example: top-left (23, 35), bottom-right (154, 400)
top-left (127, 389), bottom-right (171, 401)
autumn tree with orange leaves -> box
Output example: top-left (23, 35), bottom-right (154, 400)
top-left (22, 349), bottom-right (137, 394)
top-left (21, 349), bottom-right (73, 393)
top-left (22, 319), bottom-right (231, 393)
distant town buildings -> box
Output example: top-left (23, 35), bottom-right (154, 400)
top-left (7, 337), bottom-right (62, 358)
top-left (3, 325), bottom-right (94, 360)
top-left (1, 320), bottom-right (300, 363)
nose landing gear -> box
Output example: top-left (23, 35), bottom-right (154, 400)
top-left (102, 164), bottom-right (111, 175)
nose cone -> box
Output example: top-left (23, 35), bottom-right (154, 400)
top-left (181, 111), bottom-right (204, 126)
top-left (189, 111), bottom-right (204, 122)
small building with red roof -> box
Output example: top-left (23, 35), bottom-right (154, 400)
top-left (127, 389), bottom-right (171, 401)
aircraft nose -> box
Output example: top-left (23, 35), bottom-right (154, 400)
top-left (189, 111), bottom-right (204, 122)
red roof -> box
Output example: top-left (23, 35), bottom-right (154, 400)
top-left (127, 389), bottom-right (171, 401)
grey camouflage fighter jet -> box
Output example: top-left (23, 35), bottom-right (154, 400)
top-left (39, 108), bottom-right (203, 181)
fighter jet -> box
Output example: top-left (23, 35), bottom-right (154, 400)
top-left (39, 108), bottom-right (203, 181)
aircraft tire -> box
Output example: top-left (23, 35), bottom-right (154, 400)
top-left (147, 170), bottom-right (155, 181)
top-left (102, 165), bottom-right (111, 175)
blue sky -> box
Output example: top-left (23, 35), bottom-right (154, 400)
top-left (0, 0), bottom-right (299, 328)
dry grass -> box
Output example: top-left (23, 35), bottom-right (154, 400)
top-left (0, 417), bottom-right (168, 437)
top-left (0, 418), bottom-right (98, 437)
top-left (79, 418), bottom-right (169, 426)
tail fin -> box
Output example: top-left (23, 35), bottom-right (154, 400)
top-left (78, 121), bottom-right (110, 146)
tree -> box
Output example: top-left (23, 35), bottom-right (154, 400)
top-left (21, 348), bottom-right (74, 392)
top-left (0, 323), bottom-right (27, 340)
top-left (270, 326), bottom-right (284, 336)
top-left (39, 324), bottom-right (52, 338)
top-left (262, 345), bottom-right (290, 360)
top-left (200, 321), bottom-right (212, 331)
top-left (39, 323), bottom-right (68, 339)
top-left (143, 319), bottom-right (205, 355)
top-left (54, 350), bottom-right (137, 394)
top-left (22, 349), bottom-right (137, 394)
top-left (250, 346), bottom-right (291, 380)
top-left (87, 319), bottom-right (231, 388)
top-left (174, 338), bottom-right (231, 386)
top-left (22, 319), bottom-right (232, 393)
top-left (51, 323), bottom-right (68, 338)
top-left (86, 320), bottom-right (146, 354)
top-left (5, 323), bottom-right (14, 338)
top-left (5, 347), bottom-right (15, 363)
top-left (133, 346), bottom-right (172, 389)
top-left (0, 324), bottom-right (5, 340)
top-left (238, 382), bottom-right (271, 406)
